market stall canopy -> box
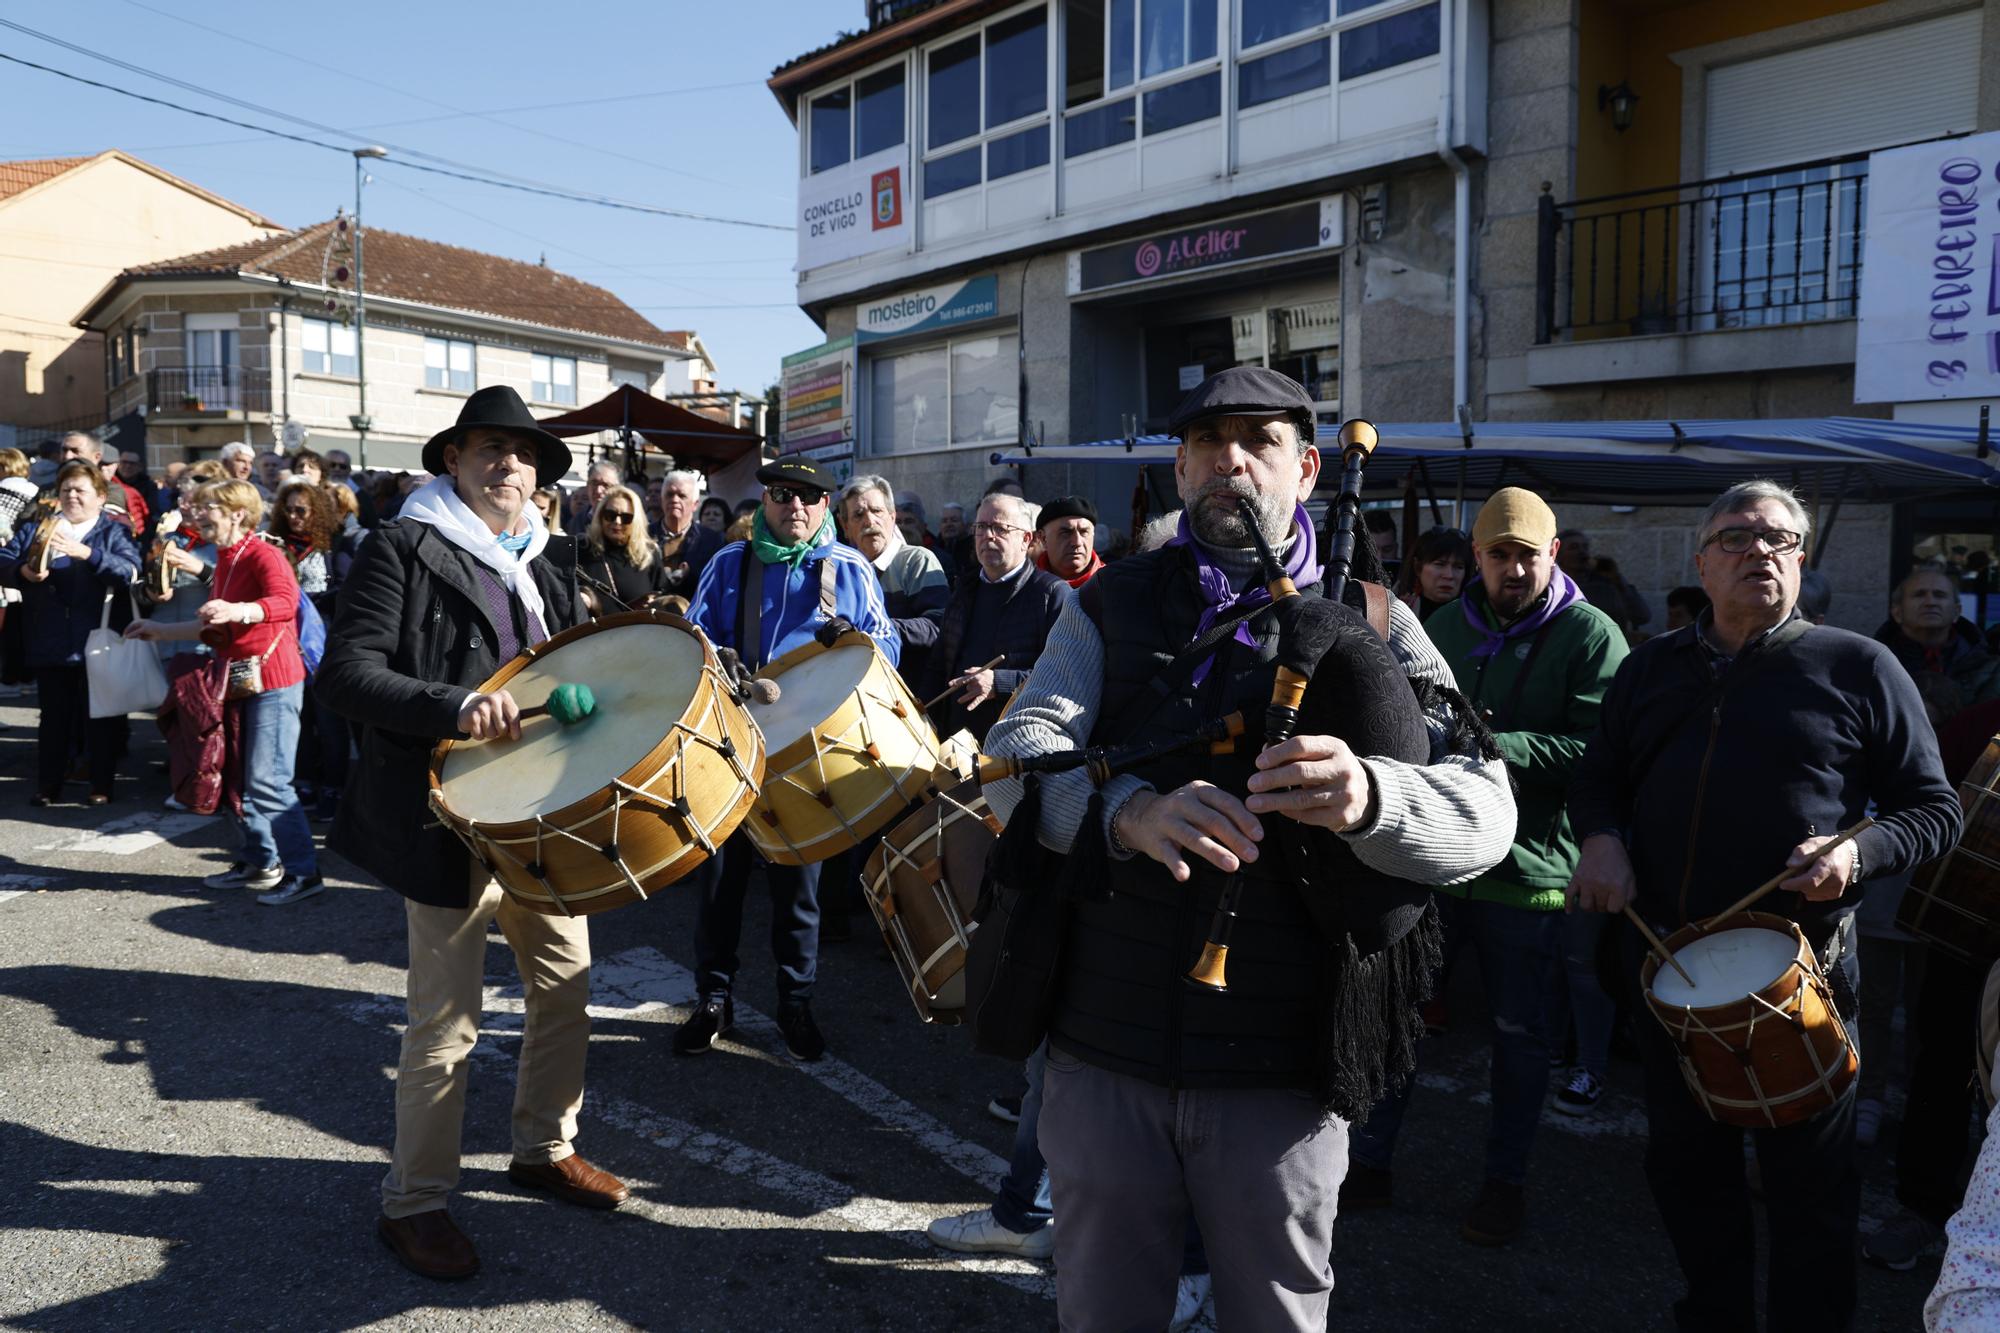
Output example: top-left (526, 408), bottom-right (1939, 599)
top-left (991, 416), bottom-right (2000, 504)
top-left (537, 384), bottom-right (762, 472)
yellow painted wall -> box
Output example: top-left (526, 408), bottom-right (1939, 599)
top-left (0, 154), bottom-right (281, 429)
top-left (1576, 0), bottom-right (1890, 199)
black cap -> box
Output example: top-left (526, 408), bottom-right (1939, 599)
top-left (421, 385), bottom-right (573, 489)
top-left (755, 457), bottom-right (836, 495)
top-left (1166, 366), bottom-right (1317, 438)
top-left (1038, 495), bottom-right (1097, 529)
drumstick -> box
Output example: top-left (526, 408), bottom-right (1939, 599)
top-left (920, 656), bottom-right (1005, 713)
top-left (1709, 816), bottom-right (1876, 924)
top-left (1622, 904), bottom-right (1695, 988)
top-left (514, 682), bottom-right (597, 726)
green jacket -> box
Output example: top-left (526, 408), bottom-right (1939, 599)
top-left (1424, 585), bottom-right (1629, 910)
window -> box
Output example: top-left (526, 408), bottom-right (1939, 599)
top-left (807, 64), bottom-right (907, 175)
top-left (810, 88), bottom-right (852, 174)
top-left (1235, 1), bottom-right (1437, 116)
top-left (1064, 0), bottom-right (1218, 157)
top-left (301, 317), bottom-right (356, 376)
top-left (868, 330), bottom-right (1020, 454)
top-left (923, 8), bottom-right (1051, 199)
top-left (424, 336), bottom-right (476, 392)
top-left (185, 314), bottom-right (238, 370)
top-left (1338, 3), bottom-right (1438, 80)
top-left (532, 353), bottom-right (576, 405)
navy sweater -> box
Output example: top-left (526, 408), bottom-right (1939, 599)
top-left (1568, 616), bottom-right (1960, 934)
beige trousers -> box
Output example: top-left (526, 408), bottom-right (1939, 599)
top-left (381, 869), bottom-right (593, 1219)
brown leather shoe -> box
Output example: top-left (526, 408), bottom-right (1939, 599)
top-left (508, 1153), bottom-right (629, 1209)
top-left (377, 1210), bottom-right (479, 1280)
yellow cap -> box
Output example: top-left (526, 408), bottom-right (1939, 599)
top-left (1472, 487), bottom-right (1558, 550)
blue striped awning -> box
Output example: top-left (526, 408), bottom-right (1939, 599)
top-left (989, 416), bottom-right (2000, 504)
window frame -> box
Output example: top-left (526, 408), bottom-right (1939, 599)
top-left (801, 53), bottom-right (911, 178)
top-left (863, 324), bottom-right (1023, 458)
top-left (1232, 0), bottom-right (1441, 117)
top-left (1062, 0), bottom-right (1223, 162)
top-left (300, 316), bottom-right (357, 378)
top-left (423, 334), bottom-right (478, 393)
top-left (919, 0), bottom-right (1054, 201)
top-left (531, 352), bottom-right (578, 406)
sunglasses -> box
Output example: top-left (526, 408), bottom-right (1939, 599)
top-left (603, 512), bottom-right (634, 526)
top-left (767, 485), bottom-right (826, 506)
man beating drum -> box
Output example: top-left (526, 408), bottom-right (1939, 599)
top-left (1567, 480), bottom-right (1961, 1333)
top-left (677, 457), bottom-right (898, 1063)
top-left (319, 386), bottom-right (630, 1280)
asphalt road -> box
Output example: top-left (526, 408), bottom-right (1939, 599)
top-left (0, 693), bottom-right (1948, 1332)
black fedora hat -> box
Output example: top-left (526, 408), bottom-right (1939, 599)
top-left (421, 385), bottom-right (572, 489)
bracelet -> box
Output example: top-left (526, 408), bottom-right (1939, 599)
top-left (1107, 797), bottom-right (1136, 857)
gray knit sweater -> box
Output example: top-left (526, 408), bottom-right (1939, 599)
top-left (984, 566), bottom-right (1515, 888)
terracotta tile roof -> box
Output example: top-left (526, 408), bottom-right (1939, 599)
top-left (0, 156), bottom-right (93, 202)
top-left (121, 220), bottom-right (684, 351)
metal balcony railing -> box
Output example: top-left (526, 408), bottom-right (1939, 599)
top-left (148, 366), bottom-right (270, 414)
top-left (1535, 149), bottom-right (1886, 344)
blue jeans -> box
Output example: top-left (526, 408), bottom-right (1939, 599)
top-left (1352, 894), bottom-right (1559, 1185)
top-left (992, 1041), bottom-right (1053, 1234)
top-left (235, 683), bottom-right (317, 877)
top-left (1549, 908), bottom-right (1617, 1079)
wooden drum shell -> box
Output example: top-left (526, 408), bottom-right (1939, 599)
top-left (427, 610), bottom-right (766, 917)
top-left (863, 780), bottom-right (1002, 1024)
top-left (1898, 735), bottom-right (2000, 965)
top-left (1641, 911), bottom-right (1857, 1129)
top-left (741, 631), bottom-right (945, 866)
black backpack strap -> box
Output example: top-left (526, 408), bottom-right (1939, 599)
top-left (736, 544), bottom-right (766, 669)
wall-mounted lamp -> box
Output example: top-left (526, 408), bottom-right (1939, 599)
top-left (1598, 81), bottom-right (1639, 133)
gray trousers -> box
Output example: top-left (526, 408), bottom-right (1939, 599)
top-left (1039, 1045), bottom-right (1348, 1332)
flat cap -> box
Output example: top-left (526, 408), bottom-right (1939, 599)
top-left (756, 457), bottom-right (836, 495)
top-left (1037, 495), bottom-right (1097, 528)
top-left (1167, 366), bottom-right (1317, 436)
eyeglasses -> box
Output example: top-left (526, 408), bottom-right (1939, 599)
top-left (767, 485), bottom-right (826, 507)
top-left (1700, 526), bottom-right (1804, 556)
top-left (972, 521), bottom-right (1028, 539)
top-left (602, 512), bottom-right (634, 526)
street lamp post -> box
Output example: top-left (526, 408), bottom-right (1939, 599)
top-left (350, 146), bottom-right (388, 469)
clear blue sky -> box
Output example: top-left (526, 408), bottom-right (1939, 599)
top-left (0, 0), bottom-right (854, 394)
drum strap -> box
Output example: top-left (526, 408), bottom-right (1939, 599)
top-left (737, 546), bottom-right (841, 669)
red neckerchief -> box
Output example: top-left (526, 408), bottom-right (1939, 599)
top-left (1037, 549), bottom-right (1104, 588)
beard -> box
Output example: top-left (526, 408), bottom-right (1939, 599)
top-left (1183, 477), bottom-right (1291, 548)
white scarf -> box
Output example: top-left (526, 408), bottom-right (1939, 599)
top-left (55, 513), bottom-right (102, 544)
top-left (399, 475), bottom-right (550, 631)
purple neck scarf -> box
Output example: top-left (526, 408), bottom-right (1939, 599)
top-left (1169, 502), bottom-right (1322, 685)
top-left (1459, 566), bottom-right (1585, 658)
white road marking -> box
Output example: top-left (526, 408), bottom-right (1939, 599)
top-left (0, 872), bottom-right (56, 906)
top-left (335, 972), bottom-right (1056, 1305)
top-left (43, 1179), bottom-right (201, 1196)
top-left (29, 812), bottom-right (212, 856)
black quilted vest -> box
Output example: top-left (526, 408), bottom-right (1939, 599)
top-left (1048, 546), bottom-right (1431, 1094)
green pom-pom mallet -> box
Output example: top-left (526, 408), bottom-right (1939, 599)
top-left (519, 682), bottom-right (597, 727)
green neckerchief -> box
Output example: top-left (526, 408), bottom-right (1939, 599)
top-left (750, 507), bottom-right (833, 571)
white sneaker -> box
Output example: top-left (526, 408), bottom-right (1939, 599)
top-left (1856, 1097), bottom-right (1885, 1149)
top-left (204, 862), bottom-right (283, 891)
top-left (1170, 1272), bottom-right (1212, 1332)
top-left (257, 875), bottom-right (324, 906)
top-left (925, 1208), bottom-right (1054, 1260)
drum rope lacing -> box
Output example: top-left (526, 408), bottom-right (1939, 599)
top-left (1665, 963), bottom-right (1850, 1128)
top-left (433, 663), bottom-right (762, 916)
top-left (871, 786), bottom-right (997, 979)
top-left (1903, 765), bottom-right (2000, 952)
top-left (752, 684), bottom-right (941, 860)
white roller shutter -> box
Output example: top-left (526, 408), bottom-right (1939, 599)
top-left (1705, 8), bottom-right (1980, 177)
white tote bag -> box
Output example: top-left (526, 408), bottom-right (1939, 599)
top-left (85, 589), bottom-right (169, 718)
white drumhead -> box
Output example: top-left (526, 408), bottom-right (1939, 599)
top-left (438, 621), bottom-right (705, 822)
top-left (751, 644), bottom-right (874, 751)
top-left (1652, 927), bottom-right (1797, 1008)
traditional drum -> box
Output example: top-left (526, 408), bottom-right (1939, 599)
top-left (863, 781), bottom-right (1002, 1024)
top-left (1641, 911), bottom-right (1857, 1128)
top-left (1897, 735), bottom-right (2000, 964)
top-left (428, 610), bottom-right (765, 916)
top-left (741, 630), bottom-right (945, 865)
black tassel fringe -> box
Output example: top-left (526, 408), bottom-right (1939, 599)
top-left (1313, 899), bottom-right (1444, 1122)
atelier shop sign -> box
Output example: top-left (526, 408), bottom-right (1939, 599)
top-left (1068, 197), bottom-right (1344, 296)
